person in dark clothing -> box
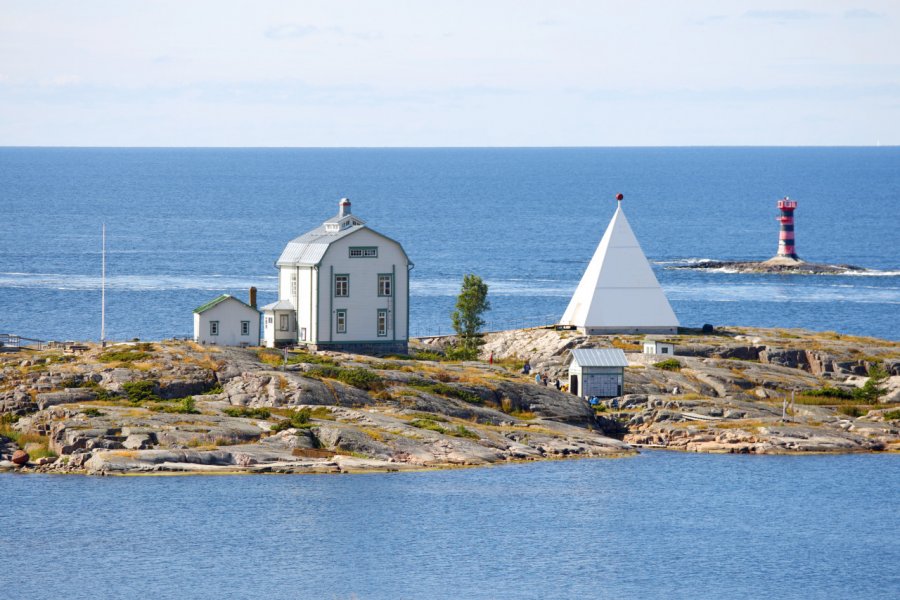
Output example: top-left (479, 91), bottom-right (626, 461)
top-left (522, 361), bottom-right (531, 375)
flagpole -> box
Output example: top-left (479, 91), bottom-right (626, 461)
top-left (101, 223), bottom-right (106, 346)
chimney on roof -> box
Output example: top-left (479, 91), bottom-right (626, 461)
top-left (339, 197), bottom-right (351, 218)
top-left (249, 286), bottom-right (257, 308)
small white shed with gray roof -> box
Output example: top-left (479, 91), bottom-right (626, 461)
top-left (568, 348), bottom-right (629, 399)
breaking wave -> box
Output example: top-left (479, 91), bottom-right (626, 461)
top-left (0, 272), bottom-right (278, 292)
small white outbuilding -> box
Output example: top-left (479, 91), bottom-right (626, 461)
top-left (568, 348), bottom-right (629, 399)
top-left (643, 338), bottom-right (675, 356)
top-left (569, 348), bottom-right (628, 398)
top-left (193, 294), bottom-right (260, 347)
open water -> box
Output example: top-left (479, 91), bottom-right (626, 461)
top-left (1, 147), bottom-right (898, 341)
top-left (1, 451), bottom-right (898, 599)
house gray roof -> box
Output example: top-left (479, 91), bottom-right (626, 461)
top-left (193, 294), bottom-right (259, 314)
top-left (276, 221), bottom-right (412, 268)
top-left (276, 223), bottom-right (365, 267)
top-left (569, 348), bottom-right (629, 368)
top-left (260, 299), bottom-right (295, 311)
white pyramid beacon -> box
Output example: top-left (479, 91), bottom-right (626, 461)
top-left (559, 193), bottom-right (679, 335)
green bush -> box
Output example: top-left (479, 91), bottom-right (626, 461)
top-left (838, 404), bottom-right (866, 418)
top-left (803, 386), bottom-right (856, 400)
top-left (151, 396), bottom-right (199, 414)
top-left (223, 407), bottom-right (271, 419)
top-left (270, 408), bottom-right (314, 432)
top-left (409, 418), bottom-right (447, 434)
top-left (653, 359), bottom-right (682, 371)
top-left (451, 425), bottom-right (479, 439)
top-left (445, 345), bottom-right (479, 361)
top-left (306, 366), bottom-right (384, 391)
top-left (883, 409), bottom-right (900, 421)
top-left (122, 380), bottom-right (159, 403)
top-left (81, 408), bottom-right (105, 417)
top-left (406, 379), bottom-right (483, 404)
top-left (411, 351), bottom-right (445, 362)
top-left (97, 349), bottom-right (152, 363)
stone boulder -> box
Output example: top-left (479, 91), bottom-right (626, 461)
top-left (11, 449), bottom-right (29, 465)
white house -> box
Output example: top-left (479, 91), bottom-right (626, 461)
top-left (560, 195), bottom-right (679, 334)
top-left (568, 348), bottom-right (628, 399)
top-left (194, 292), bottom-right (261, 347)
top-left (643, 338), bottom-right (675, 356)
top-left (262, 198), bottom-right (412, 354)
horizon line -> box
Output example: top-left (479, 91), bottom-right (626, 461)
top-left (1, 144), bottom-right (898, 150)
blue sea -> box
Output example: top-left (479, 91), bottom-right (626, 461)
top-left (2, 451), bottom-right (898, 600)
top-left (1, 147), bottom-right (898, 341)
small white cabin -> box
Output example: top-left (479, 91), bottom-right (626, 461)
top-left (193, 294), bottom-right (260, 347)
top-left (568, 348), bottom-right (628, 399)
top-left (643, 338), bottom-right (675, 356)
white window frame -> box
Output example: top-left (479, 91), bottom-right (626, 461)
top-left (377, 309), bottom-right (388, 337)
top-left (299, 327), bottom-right (307, 341)
top-left (240, 321), bottom-right (250, 336)
top-left (378, 274), bottom-right (393, 297)
top-left (209, 321), bottom-right (219, 336)
top-left (349, 246), bottom-right (378, 258)
top-left (334, 274), bottom-right (349, 297)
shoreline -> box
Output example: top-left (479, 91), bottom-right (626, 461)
top-left (2, 325), bottom-right (898, 476)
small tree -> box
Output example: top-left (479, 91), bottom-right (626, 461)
top-left (856, 364), bottom-right (889, 404)
top-left (450, 274), bottom-right (490, 359)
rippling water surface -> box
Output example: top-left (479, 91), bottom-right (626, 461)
top-left (2, 452), bottom-right (898, 599)
top-left (1, 147), bottom-right (898, 341)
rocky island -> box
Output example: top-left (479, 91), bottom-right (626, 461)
top-left (668, 255), bottom-right (869, 275)
top-left (1, 326), bottom-right (898, 475)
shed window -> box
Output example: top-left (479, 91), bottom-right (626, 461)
top-left (241, 321), bottom-right (250, 336)
top-left (279, 315), bottom-right (289, 331)
top-left (661, 347), bottom-right (669, 354)
top-left (334, 274), bottom-right (349, 297)
top-left (336, 310), bottom-right (347, 334)
top-left (210, 321), bottom-right (219, 336)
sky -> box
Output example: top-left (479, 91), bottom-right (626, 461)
top-left (1, 0), bottom-right (898, 146)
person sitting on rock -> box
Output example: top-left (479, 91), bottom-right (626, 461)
top-left (522, 361), bottom-right (531, 375)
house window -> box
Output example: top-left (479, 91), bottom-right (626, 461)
top-left (279, 314), bottom-right (288, 331)
top-left (336, 310), bottom-right (347, 334)
top-left (349, 246), bottom-right (378, 258)
top-left (291, 274), bottom-right (297, 297)
top-left (377, 309), bottom-right (388, 337)
top-left (209, 321), bottom-right (219, 336)
top-left (334, 274), bottom-right (349, 297)
top-left (378, 274), bottom-right (393, 297)
top-left (241, 321), bottom-right (250, 336)
top-left (266, 317), bottom-right (273, 324)
top-left (299, 327), bottom-right (307, 341)
top-left (661, 347), bottom-right (669, 354)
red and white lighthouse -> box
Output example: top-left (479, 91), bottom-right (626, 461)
top-left (776, 197), bottom-right (798, 259)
